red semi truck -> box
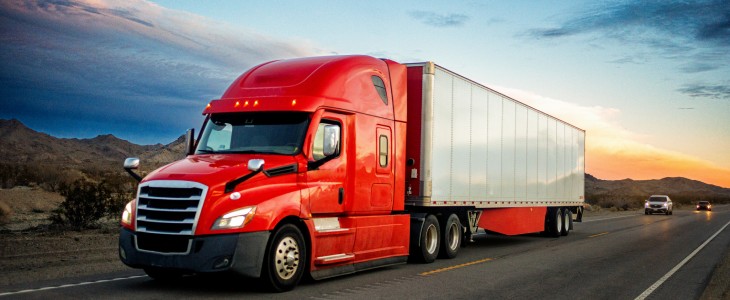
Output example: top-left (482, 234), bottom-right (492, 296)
top-left (119, 55), bottom-right (585, 291)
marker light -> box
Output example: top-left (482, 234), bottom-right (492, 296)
top-left (291, 99), bottom-right (297, 106)
top-left (244, 100), bottom-right (250, 107)
top-left (235, 101), bottom-right (240, 108)
top-left (212, 206), bottom-right (257, 230)
top-left (253, 100), bottom-right (259, 107)
top-left (205, 103), bottom-right (211, 110)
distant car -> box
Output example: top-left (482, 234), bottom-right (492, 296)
top-left (644, 195), bottom-right (673, 215)
top-left (696, 201), bottom-right (712, 211)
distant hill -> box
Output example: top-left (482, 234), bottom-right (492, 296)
top-left (585, 173), bottom-right (730, 208)
top-left (0, 119), bottom-right (185, 187)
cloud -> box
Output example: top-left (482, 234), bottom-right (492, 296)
top-left (493, 86), bottom-right (730, 188)
top-left (527, 1), bottom-right (729, 75)
top-left (0, 0), bottom-right (322, 144)
top-left (530, 1), bottom-right (729, 44)
top-left (409, 10), bottom-right (468, 27)
top-left (677, 83), bottom-right (730, 100)
top-left (524, 0), bottom-right (729, 104)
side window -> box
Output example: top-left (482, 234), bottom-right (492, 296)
top-left (379, 135), bottom-right (388, 167)
top-left (371, 76), bottom-right (388, 105)
top-left (312, 121), bottom-right (341, 161)
top-left (376, 127), bottom-right (391, 174)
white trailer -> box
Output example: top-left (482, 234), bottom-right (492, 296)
top-left (403, 62), bottom-right (584, 251)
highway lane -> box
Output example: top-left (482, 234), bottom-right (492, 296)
top-left (2, 205), bottom-right (728, 299)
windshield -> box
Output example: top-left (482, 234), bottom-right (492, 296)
top-left (649, 196), bottom-right (667, 202)
top-left (196, 112), bottom-right (310, 155)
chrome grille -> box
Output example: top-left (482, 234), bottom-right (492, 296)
top-left (135, 181), bottom-right (207, 236)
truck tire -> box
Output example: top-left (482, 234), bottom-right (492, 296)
top-left (439, 214), bottom-right (461, 259)
top-left (144, 267), bottom-right (185, 281)
top-left (561, 209), bottom-right (571, 236)
top-left (262, 224), bottom-right (306, 292)
top-left (412, 214), bottom-right (440, 263)
top-left (545, 207), bottom-right (562, 238)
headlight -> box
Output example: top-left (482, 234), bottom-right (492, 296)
top-left (121, 200), bottom-right (134, 226)
top-left (662, 203), bottom-right (667, 207)
top-left (212, 206), bottom-right (257, 230)
top-left (644, 202), bottom-right (649, 208)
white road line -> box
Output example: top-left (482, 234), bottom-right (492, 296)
top-left (634, 219), bottom-right (730, 300)
top-left (0, 275), bottom-right (147, 297)
top-left (582, 214), bottom-right (638, 222)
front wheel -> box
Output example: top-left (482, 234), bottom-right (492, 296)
top-left (262, 224), bottom-right (306, 292)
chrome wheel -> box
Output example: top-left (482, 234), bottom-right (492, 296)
top-left (274, 236), bottom-right (300, 280)
top-left (425, 223), bottom-right (438, 256)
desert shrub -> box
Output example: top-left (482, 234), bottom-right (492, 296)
top-left (51, 179), bottom-right (131, 229)
top-left (0, 201), bottom-right (12, 225)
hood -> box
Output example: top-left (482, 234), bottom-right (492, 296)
top-left (144, 154), bottom-right (299, 188)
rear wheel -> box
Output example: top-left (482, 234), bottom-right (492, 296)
top-left (561, 209), bottom-right (572, 236)
top-left (412, 214), bottom-right (440, 263)
top-left (439, 214), bottom-right (461, 259)
top-left (545, 208), bottom-right (562, 238)
top-left (262, 224), bottom-right (306, 292)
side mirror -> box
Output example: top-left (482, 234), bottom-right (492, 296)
top-left (248, 159), bottom-right (264, 172)
top-left (323, 125), bottom-right (340, 157)
top-left (124, 157), bottom-right (140, 169)
top-left (123, 157), bottom-right (142, 182)
top-left (185, 128), bottom-right (195, 155)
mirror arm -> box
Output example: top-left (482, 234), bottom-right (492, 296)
top-left (307, 155), bottom-right (336, 171)
top-left (225, 169), bottom-right (262, 193)
top-left (125, 168), bottom-right (142, 182)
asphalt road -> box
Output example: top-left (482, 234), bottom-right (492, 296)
top-left (2, 205), bottom-right (729, 299)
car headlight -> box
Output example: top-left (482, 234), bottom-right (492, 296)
top-left (212, 206), bottom-right (257, 230)
top-left (662, 203), bottom-right (667, 207)
top-left (121, 200), bottom-right (134, 226)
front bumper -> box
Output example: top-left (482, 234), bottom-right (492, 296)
top-left (119, 228), bottom-right (270, 278)
top-left (646, 206), bottom-right (669, 213)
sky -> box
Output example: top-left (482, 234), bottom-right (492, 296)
top-left (1, 0), bottom-right (729, 187)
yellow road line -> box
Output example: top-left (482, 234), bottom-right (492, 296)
top-left (420, 257), bottom-right (493, 276)
top-left (589, 232), bottom-right (609, 238)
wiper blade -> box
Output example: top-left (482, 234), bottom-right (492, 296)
top-left (196, 149), bottom-right (217, 154)
top-left (219, 150), bottom-right (271, 154)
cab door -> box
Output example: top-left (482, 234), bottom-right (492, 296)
top-left (306, 112), bottom-right (349, 215)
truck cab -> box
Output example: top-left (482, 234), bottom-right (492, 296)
top-left (119, 55), bottom-right (410, 292)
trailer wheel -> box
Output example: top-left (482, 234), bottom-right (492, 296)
top-left (439, 214), bottom-right (461, 259)
top-left (262, 224), bottom-right (306, 292)
top-left (412, 214), bottom-right (440, 263)
top-left (545, 207), bottom-right (562, 238)
top-left (561, 209), bottom-right (572, 236)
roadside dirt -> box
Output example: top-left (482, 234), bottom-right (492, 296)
top-left (0, 187), bottom-right (126, 288)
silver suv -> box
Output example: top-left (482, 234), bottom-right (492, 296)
top-left (644, 195), bottom-right (673, 215)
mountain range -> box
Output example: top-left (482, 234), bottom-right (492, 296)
top-left (0, 119), bottom-right (185, 173)
top-left (2, 118), bottom-right (729, 204)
